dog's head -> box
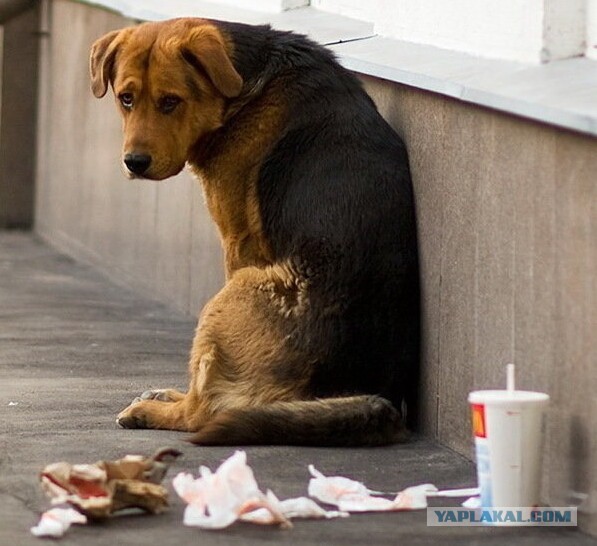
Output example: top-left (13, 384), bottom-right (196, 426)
top-left (90, 18), bottom-right (243, 180)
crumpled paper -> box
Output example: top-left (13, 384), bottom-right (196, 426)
top-left (30, 507), bottom-right (87, 538)
top-left (240, 493), bottom-right (348, 524)
top-left (308, 465), bottom-right (437, 511)
top-left (173, 450), bottom-right (291, 529)
top-left (37, 447), bottom-right (181, 518)
top-left (173, 451), bottom-right (451, 530)
top-left (172, 451), bottom-right (347, 530)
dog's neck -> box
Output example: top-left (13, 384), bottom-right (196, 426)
top-left (188, 74), bottom-right (288, 175)
top-left (188, 20), bottom-right (349, 173)
top-left (222, 75), bottom-right (269, 123)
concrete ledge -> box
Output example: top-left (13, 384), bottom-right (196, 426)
top-left (76, 0), bottom-right (375, 44)
top-left (76, 0), bottom-right (597, 137)
top-left (332, 38), bottom-right (597, 138)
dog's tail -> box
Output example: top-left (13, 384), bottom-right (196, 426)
top-left (189, 395), bottom-right (407, 446)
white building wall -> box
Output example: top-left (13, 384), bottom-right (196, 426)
top-left (213, 0), bottom-right (308, 13)
top-left (313, 0), bottom-right (589, 63)
top-left (373, 0), bottom-right (545, 64)
top-left (542, 0), bottom-right (586, 61)
top-left (311, 0), bottom-right (376, 23)
top-left (588, 0), bottom-right (597, 59)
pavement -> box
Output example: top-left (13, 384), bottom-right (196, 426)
top-left (0, 230), bottom-right (593, 545)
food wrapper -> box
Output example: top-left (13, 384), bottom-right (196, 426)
top-left (308, 465), bottom-right (438, 512)
top-left (39, 447), bottom-right (181, 518)
top-left (30, 507), bottom-right (87, 538)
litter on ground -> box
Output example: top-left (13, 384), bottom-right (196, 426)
top-left (31, 447), bottom-right (181, 537)
top-left (33, 448), bottom-right (478, 538)
top-left (30, 507), bottom-right (87, 538)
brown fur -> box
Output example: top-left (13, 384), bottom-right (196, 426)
top-left (90, 18), bottom-right (407, 446)
top-left (90, 19), bottom-right (242, 182)
top-left (189, 78), bottom-right (288, 275)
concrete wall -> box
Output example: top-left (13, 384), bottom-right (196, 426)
top-left (32, 0), bottom-right (595, 533)
top-left (0, 5), bottom-right (39, 228)
top-left (361, 76), bottom-right (596, 533)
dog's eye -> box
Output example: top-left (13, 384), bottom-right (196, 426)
top-left (118, 93), bottom-right (134, 110)
top-left (158, 95), bottom-right (182, 114)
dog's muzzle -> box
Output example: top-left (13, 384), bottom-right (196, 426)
top-left (124, 153), bottom-right (152, 176)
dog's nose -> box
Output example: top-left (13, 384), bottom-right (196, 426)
top-left (124, 153), bottom-right (152, 175)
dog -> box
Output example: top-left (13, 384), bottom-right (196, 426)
top-left (89, 17), bottom-right (419, 446)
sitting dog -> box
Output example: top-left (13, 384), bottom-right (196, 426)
top-left (90, 17), bottom-right (419, 446)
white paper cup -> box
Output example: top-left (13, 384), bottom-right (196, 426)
top-left (468, 390), bottom-right (549, 509)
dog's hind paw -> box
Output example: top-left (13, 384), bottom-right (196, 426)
top-left (116, 394), bottom-right (157, 428)
top-left (116, 404), bottom-right (148, 429)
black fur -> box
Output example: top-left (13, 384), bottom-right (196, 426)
top-left (219, 22), bottom-right (420, 429)
top-left (192, 395), bottom-right (407, 446)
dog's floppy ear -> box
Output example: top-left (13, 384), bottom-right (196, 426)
top-left (90, 29), bottom-right (127, 98)
top-left (181, 28), bottom-right (243, 98)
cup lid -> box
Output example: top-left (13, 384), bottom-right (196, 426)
top-left (468, 389), bottom-right (549, 404)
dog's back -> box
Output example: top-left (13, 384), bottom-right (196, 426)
top-left (219, 22), bottom-right (420, 417)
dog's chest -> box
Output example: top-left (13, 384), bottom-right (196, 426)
top-left (191, 92), bottom-right (289, 275)
top-left (198, 167), bottom-right (272, 276)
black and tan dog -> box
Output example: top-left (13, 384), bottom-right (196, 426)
top-left (90, 18), bottom-right (419, 446)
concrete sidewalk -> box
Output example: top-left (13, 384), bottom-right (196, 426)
top-left (0, 231), bottom-right (592, 545)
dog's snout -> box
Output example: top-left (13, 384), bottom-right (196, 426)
top-left (124, 153), bottom-right (152, 175)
